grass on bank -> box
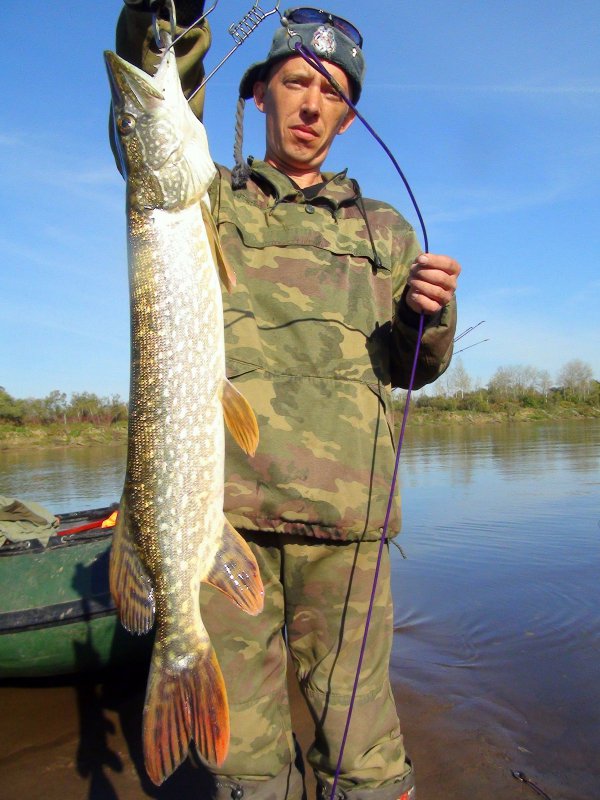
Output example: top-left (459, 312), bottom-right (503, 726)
top-left (0, 421), bottom-right (128, 449)
top-left (392, 388), bottom-right (600, 425)
top-left (1, 395), bottom-right (599, 450)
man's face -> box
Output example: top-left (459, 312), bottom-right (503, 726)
top-left (253, 55), bottom-right (356, 179)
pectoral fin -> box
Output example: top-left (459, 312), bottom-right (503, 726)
top-left (109, 493), bottom-right (155, 635)
top-left (221, 378), bottom-right (259, 456)
top-left (201, 201), bottom-right (237, 292)
top-left (203, 518), bottom-right (264, 615)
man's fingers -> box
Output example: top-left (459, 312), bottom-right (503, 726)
top-left (409, 268), bottom-right (457, 292)
top-left (405, 289), bottom-right (446, 315)
top-left (405, 253), bottom-right (461, 314)
top-left (416, 253), bottom-right (461, 276)
top-left (408, 278), bottom-right (454, 304)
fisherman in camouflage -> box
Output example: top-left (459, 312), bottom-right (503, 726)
top-left (116, 2), bottom-right (461, 799)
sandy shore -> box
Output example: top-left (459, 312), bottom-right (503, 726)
top-left (0, 661), bottom-right (544, 800)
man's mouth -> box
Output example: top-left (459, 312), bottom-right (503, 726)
top-left (291, 125), bottom-right (318, 142)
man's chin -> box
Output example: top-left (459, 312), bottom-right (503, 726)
top-left (266, 148), bottom-right (325, 176)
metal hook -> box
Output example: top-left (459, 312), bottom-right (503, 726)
top-left (152, 0), bottom-right (177, 50)
top-left (162, 0), bottom-right (221, 54)
top-left (187, 1), bottom-right (282, 100)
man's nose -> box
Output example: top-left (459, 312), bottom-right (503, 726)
top-left (300, 85), bottom-right (321, 116)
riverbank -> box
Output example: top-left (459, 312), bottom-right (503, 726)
top-left (0, 661), bottom-right (542, 800)
top-left (402, 403), bottom-right (600, 426)
top-left (2, 406), bottom-right (599, 450)
top-left (0, 422), bottom-right (128, 451)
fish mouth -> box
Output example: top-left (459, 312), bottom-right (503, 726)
top-left (104, 50), bottom-right (164, 111)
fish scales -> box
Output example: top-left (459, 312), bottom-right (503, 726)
top-left (128, 203), bottom-right (223, 651)
top-left (105, 48), bottom-right (262, 786)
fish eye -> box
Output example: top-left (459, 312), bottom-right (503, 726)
top-left (117, 114), bottom-right (136, 135)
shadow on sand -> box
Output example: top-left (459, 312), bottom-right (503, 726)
top-left (69, 545), bottom-right (218, 798)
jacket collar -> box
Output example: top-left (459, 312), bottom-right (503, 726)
top-left (248, 159), bottom-right (360, 209)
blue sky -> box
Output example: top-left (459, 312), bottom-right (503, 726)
top-left (2, 1), bottom-right (599, 400)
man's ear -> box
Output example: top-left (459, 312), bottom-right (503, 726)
top-left (253, 81), bottom-right (267, 113)
top-left (337, 108), bottom-right (356, 136)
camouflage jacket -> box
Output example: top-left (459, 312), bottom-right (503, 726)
top-left (115, 9), bottom-right (457, 541)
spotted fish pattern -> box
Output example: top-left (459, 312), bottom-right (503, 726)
top-left (105, 48), bottom-right (263, 785)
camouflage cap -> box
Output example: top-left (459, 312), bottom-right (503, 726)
top-left (239, 8), bottom-right (366, 102)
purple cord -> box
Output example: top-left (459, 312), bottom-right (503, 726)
top-left (328, 313), bottom-right (424, 800)
top-left (290, 39), bottom-right (430, 800)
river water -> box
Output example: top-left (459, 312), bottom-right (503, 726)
top-left (0, 420), bottom-right (598, 799)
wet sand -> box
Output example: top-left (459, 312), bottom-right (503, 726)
top-left (0, 662), bottom-right (539, 800)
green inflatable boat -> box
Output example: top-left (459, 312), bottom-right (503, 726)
top-left (0, 504), bottom-right (151, 677)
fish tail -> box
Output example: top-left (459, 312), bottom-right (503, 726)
top-left (143, 644), bottom-right (229, 785)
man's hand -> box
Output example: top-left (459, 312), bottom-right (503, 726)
top-left (124, 0), bottom-right (205, 26)
top-left (124, 0), bottom-right (166, 10)
top-left (405, 253), bottom-right (461, 316)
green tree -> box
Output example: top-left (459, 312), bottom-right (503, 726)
top-left (0, 387), bottom-right (24, 424)
top-left (69, 392), bottom-right (103, 423)
top-left (43, 390), bottom-right (68, 424)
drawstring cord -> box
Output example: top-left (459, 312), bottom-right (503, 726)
top-left (353, 184), bottom-right (384, 274)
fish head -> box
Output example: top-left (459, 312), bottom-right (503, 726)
top-left (105, 49), bottom-right (216, 211)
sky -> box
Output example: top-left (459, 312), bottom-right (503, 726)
top-left (1, 1), bottom-right (599, 401)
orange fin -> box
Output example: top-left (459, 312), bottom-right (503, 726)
top-left (143, 645), bottom-right (229, 785)
top-left (109, 493), bottom-right (155, 634)
top-left (204, 518), bottom-right (264, 615)
top-left (221, 378), bottom-right (259, 456)
top-left (201, 200), bottom-right (237, 292)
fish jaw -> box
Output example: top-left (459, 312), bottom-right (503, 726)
top-left (105, 49), bottom-right (216, 210)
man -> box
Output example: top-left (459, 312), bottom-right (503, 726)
top-left (115, 3), bottom-right (461, 799)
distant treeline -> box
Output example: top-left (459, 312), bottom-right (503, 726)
top-left (393, 358), bottom-right (600, 416)
top-left (1, 358), bottom-right (598, 428)
top-left (0, 388), bottom-right (128, 426)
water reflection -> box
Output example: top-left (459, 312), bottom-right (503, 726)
top-left (394, 420), bottom-right (600, 797)
top-left (0, 444), bottom-right (126, 513)
top-left (1, 423), bottom-right (599, 796)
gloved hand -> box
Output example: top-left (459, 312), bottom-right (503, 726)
top-left (124, 0), bottom-right (205, 26)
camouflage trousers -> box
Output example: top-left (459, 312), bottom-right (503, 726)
top-left (201, 533), bottom-right (415, 800)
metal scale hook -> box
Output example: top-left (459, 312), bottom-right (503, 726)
top-left (152, 0), bottom-right (282, 101)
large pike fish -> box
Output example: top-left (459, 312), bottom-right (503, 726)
top-left (105, 47), bottom-right (262, 785)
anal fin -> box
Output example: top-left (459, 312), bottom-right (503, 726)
top-left (204, 518), bottom-right (264, 615)
top-left (109, 492), bottom-right (155, 634)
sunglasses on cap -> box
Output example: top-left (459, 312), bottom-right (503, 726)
top-left (283, 7), bottom-right (364, 49)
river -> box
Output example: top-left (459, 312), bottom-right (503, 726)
top-left (0, 420), bottom-right (598, 799)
